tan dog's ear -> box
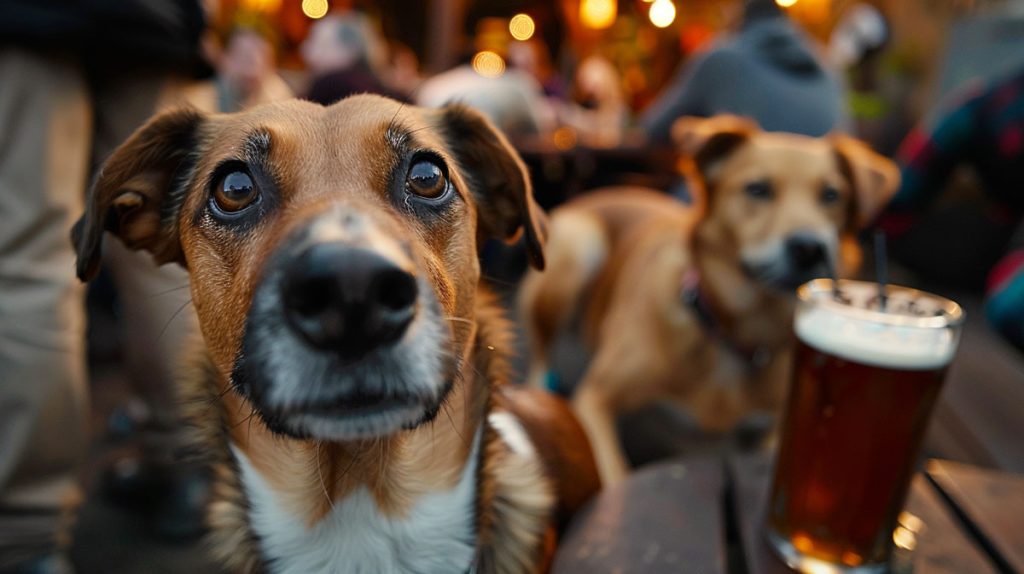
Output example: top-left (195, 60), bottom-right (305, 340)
top-left (438, 104), bottom-right (547, 270)
top-left (830, 134), bottom-right (900, 227)
top-left (72, 108), bottom-right (206, 281)
top-left (672, 115), bottom-right (759, 182)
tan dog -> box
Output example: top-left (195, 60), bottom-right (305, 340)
top-left (519, 116), bottom-right (898, 484)
top-left (73, 95), bottom-right (599, 573)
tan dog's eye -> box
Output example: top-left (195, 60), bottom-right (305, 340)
top-left (744, 180), bottom-right (773, 200)
top-left (406, 159), bottom-right (448, 199)
top-left (213, 171), bottom-right (259, 213)
top-left (821, 185), bottom-right (841, 205)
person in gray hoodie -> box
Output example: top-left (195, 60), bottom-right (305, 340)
top-left (643, 0), bottom-right (847, 141)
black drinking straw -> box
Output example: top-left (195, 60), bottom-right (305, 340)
top-left (825, 252), bottom-right (841, 300)
top-left (874, 230), bottom-right (889, 311)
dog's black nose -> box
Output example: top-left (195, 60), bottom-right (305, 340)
top-left (282, 244), bottom-right (417, 357)
top-left (785, 235), bottom-right (827, 270)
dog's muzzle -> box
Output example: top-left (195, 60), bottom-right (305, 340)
top-left (232, 210), bottom-right (452, 441)
top-left (743, 231), bottom-right (835, 291)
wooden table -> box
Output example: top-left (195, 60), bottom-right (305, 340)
top-left (552, 455), bottom-right (1024, 574)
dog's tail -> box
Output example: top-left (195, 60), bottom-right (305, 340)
top-left (518, 210), bottom-right (608, 391)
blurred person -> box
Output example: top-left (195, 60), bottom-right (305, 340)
top-left (301, 11), bottom-right (399, 105)
top-left (416, 52), bottom-right (555, 139)
top-left (558, 55), bottom-right (629, 147)
top-left (882, 67), bottom-right (1024, 349)
top-left (0, 26), bottom-right (91, 574)
top-left (508, 38), bottom-right (567, 99)
top-left (828, 4), bottom-right (889, 72)
top-left (380, 41), bottom-right (423, 101)
top-left (642, 0), bottom-right (847, 142)
top-left (183, 27), bottom-right (292, 113)
top-left (0, 0), bottom-right (208, 570)
top-left (828, 4), bottom-right (907, 154)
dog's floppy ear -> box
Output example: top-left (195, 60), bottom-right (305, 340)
top-left (72, 108), bottom-right (206, 281)
top-left (672, 115), bottom-right (759, 184)
top-left (437, 103), bottom-right (547, 270)
top-left (830, 134), bottom-right (900, 228)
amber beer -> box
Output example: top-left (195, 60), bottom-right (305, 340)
top-left (766, 279), bottom-right (963, 573)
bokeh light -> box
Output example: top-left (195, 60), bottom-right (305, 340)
top-left (471, 51), bottom-right (506, 78)
top-left (240, 0), bottom-right (282, 12)
top-left (302, 0), bottom-right (329, 19)
top-left (509, 14), bottom-right (536, 41)
top-left (649, 0), bottom-right (676, 28)
top-left (553, 127), bottom-right (578, 150)
top-left (580, 0), bottom-right (617, 30)
top-left (776, 0), bottom-right (798, 7)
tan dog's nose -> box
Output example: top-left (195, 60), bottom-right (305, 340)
top-left (282, 243), bottom-right (418, 357)
top-left (785, 233), bottom-right (828, 271)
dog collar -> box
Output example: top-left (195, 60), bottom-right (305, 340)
top-left (680, 268), bottom-right (717, 332)
top-left (679, 268), bottom-right (772, 369)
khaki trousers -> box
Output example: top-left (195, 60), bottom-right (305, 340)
top-left (0, 49), bottom-right (91, 568)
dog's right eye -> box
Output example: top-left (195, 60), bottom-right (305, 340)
top-left (744, 180), bottom-right (773, 200)
top-left (406, 159), bottom-right (449, 200)
top-left (212, 171), bottom-right (260, 215)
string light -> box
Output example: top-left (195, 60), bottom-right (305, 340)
top-left (580, 0), bottom-right (617, 30)
top-left (471, 51), bottom-right (506, 78)
top-left (509, 14), bottom-right (536, 41)
top-left (240, 0), bottom-right (281, 12)
top-left (302, 0), bottom-right (328, 19)
top-left (649, 0), bottom-right (676, 28)
top-left (776, 0), bottom-right (798, 7)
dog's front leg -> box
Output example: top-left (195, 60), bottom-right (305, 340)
top-left (572, 384), bottom-right (630, 485)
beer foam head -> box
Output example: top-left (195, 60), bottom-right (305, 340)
top-left (795, 280), bottom-right (962, 370)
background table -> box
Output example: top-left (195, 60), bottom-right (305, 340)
top-left (552, 454), bottom-right (1024, 574)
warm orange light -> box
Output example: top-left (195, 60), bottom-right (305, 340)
top-left (776, 0), bottom-right (798, 7)
top-left (552, 127), bottom-right (578, 150)
top-left (471, 51), bottom-right (506, 78)
top-left (580, 0), bottom-right (617, 30)
top-left (302, 0), bottom-right (328, 19)
top-left (509, 14), bottom-right (536, 41)
top-left (649, 0), bottom-right (676, 28)
top-left (840, 551), bottom-right (863, 566)
top-left (240, 0), bottom-right (281, 12)
top-left (792, 532), bottom-right (814, 553)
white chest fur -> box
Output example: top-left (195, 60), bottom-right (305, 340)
top-left (231, 432), bottom-right (480, 574)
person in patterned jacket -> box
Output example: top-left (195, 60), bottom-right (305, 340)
top-left (885, 66), bottom-right (1024, 349)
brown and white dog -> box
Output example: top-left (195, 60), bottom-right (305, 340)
top-left (519, 116), bottom-right (899, 484)
top-left (73, 95), bottom-right (599, 573)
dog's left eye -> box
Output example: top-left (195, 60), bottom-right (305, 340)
top-left (744, 180), bottom-right (773, 200)
top-left (821, 186), bottom-right (841, 205)
top-left (406, 159), bottom-right (448, 199)
top-left (212, 171), bottom-right (259, 214)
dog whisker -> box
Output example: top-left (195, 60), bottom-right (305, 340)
top-left (404, 120), bottom-right (449, 137)
top-left (231, 407), bottom-right (258, 430)
top-left (145, 283), bottom-right (191, 300)
top-left (441, 399), bottom-right (467, 448)
top-left (444, 316), bottom-right (474, 326)
top-left (204, 384), bottom-right (235, 406)
top-left (330, 442), bottom-right (364, 489)
top-left (481, 274), bottom-right (518, 288)
top-left (316, 442), bottom-right (335, 511)
top-left (378, 438), bottom-right (388, 485)
top-left (156, 298), bottom-right (193, 344)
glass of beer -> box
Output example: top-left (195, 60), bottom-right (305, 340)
top-left (765, 279), bottom-right (963, 573)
